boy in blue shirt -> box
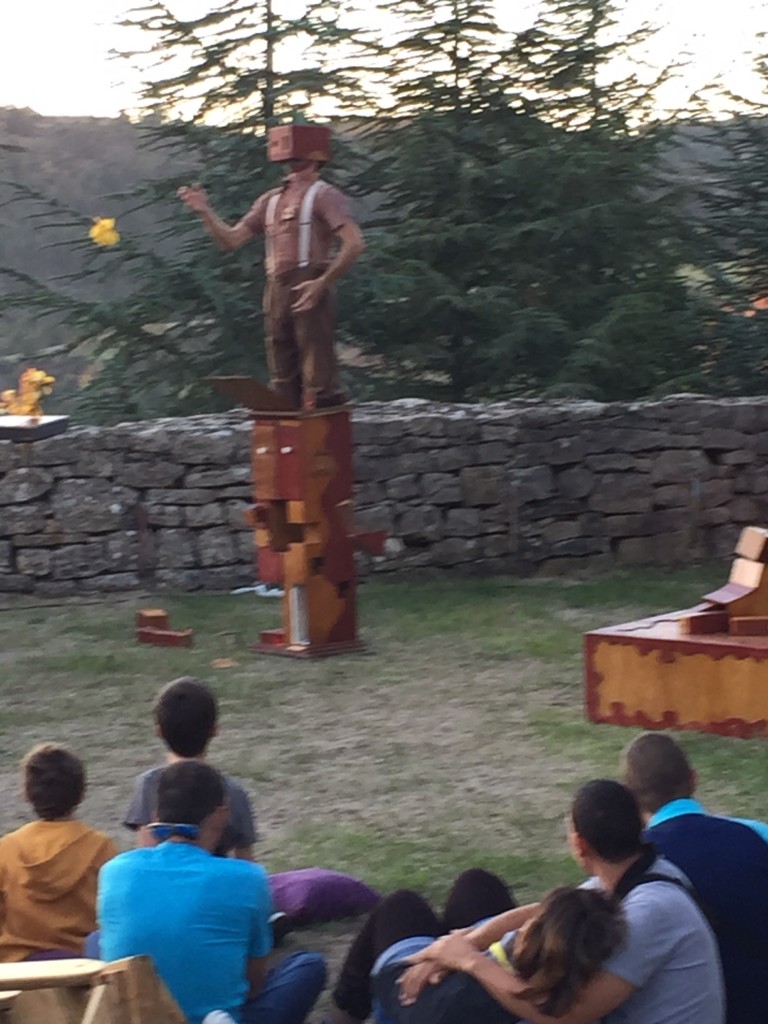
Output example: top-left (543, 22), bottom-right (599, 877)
top-left (100, 761), bottom-right (325, 1024)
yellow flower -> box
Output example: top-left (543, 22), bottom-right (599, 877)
top-left (89, 217), bottom-right (120, 247)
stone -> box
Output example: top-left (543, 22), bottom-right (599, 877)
top-left (120, 460), bottom-right (185, 488)
top-left (78, 573), bottom-right (140, 592)
top-left (185, 466), bottom-right (252, 488)
top-left (16, 548), bottom-right (52, 576)
top-left (481, 505), bottom-right (510, 533)
top-left (556, 466), bottom-right (594, 500)
top-left (27, 435), bottom-right (80, 465)
top-left (460, 466), bottom-right (505, 506)
top-left (226, 501), bottom-right (254, 530)
top-left (509, 465), bottom-right (554, 504)
top-left (445, 508), bottom-right (483, 537)
top-left (197, 527), bottom-right (236, 567)
top-left (399, 507), bottom-right (443, 544)
top-left (145, 505), bottom-right (184, 527)
top-left (0, 468), bottom-right (53, 505)
top-left (615, 531), bottom-right (692, 567)
top-left (104, 533), bottom-right (138, 571)
top-left (477, 441), bottom-right (507, 464)
top-left (482, 534), bottom-right (511, 558)
top-left (588, 474), bottom-right (653, 514)
top-left (0, 574), bottom-right (34, 593)
top-left (435, 447), bottom-right (473, 471)
top-left (186, 503), bottom-right (226, 528)
top-left (701, 428), bottom-right (749, 450)
top-left (541, 520), bottom-right (581, 544)
top-left (156, 529), bottom-right (197, 568)
top-left (720, 450), bottom-right (755, 466)
top-left (145, 488), bottom-right (216, 506)
top-left (547, 436), bottom-right (587, 465)
top-left (700, 479), bottom-right (734, 508)
top-left (385, 475), bottom-right (421, 500)
top-left (51, 543), bottom-right (108, 579)
top-left (0, 443), bottom-right (19, 472)
top-left (171, 429), bottom-right (239, 465)
top-left (0, 541), bottom-right (11, 572)
top-left (2, 504), bottom-right (46, 534)
top-left (730, 496), bottom-right (762, 522)
top-left (653, 484), bottom-right (691, 508)
top-left (432, 537), bottom-right (481, 564)
top-left (73, 451), bottom-right (116, 478)
top-left (650, 450), bottom-right (709, 485)
top-left (586, 453), bottom-right (643, 472)
top-left (52, 479), bottom-right (136, 533)
top-left (422, 473), bottom-right (461, 504)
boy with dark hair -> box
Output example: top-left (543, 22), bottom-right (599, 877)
top-left (100, 761), bottom-right (325, 1024)
top-left (123, 677), bottom-right (258, 858)
top-left (0, 743), bottom-right (116, 961)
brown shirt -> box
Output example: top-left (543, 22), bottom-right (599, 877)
top-left (240, 177), bottom-right (354, 277)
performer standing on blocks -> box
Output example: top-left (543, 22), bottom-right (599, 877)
top-left (179, 125), bottom-right (364, 411)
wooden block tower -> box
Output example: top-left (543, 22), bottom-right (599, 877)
top-left (211, 377), bottom-right (384, 658)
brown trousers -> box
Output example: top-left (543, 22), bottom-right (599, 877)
top-left (263, 268), bottom-right (347, 409)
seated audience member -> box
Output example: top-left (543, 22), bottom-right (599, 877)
top-left (99, 761), bottom-right (325, 1024)
top-left (326, 780), bottom-right (724, 1024)
top-left (124, 677), bottom-right (257, 858)
top-left (0, 743), bottom-right (116, 961)
top-left (326, 869), bottom-right (624, 1024)
top-left (623, 731), bottom-right (768, 1024)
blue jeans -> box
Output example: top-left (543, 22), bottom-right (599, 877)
top-left (242, 952), bottom-right (326, 1024)
top-left (86, 934), bottom-right (325, 1024)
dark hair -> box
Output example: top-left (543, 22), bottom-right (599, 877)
top-left (622, 732), bottom-right (693, 814)
top-left (154, 677), bottom-right (217, 757)
top-left (22, 743), bottom-right (85, 820)
top-left (514, 886), bottom-right (625, 1016)
top-left (571, 780), bottom-right (643, 863)
top-left (156, 761), bottom-right (225, 825)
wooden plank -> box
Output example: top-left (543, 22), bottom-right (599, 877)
top-left (0, 960), bottom-right (104, 991)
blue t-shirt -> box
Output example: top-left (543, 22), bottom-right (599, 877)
top-left (98, 843), bottom-right (273, 1024)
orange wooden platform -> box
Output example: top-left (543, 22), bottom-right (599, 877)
top-left (585, 609), bottom-right (768, 738)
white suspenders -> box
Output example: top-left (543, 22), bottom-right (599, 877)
top-left (264, 180), bottom-right (326, 275)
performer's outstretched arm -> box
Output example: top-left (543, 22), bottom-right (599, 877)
top-left (178, 184), bottom-right (253, 251)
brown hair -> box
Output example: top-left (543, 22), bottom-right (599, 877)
top-left (622, 732), bottom-right (693, 814)
top-left (22, 743), bottom-right (85, 820)
top-left (513, 886), bottom-right (626, 1016)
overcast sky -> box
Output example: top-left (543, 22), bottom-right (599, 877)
top-left (0, 0), bottom-right (764, 118)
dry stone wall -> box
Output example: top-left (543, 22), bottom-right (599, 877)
top-left (2, 396), bottom-right (768, 595)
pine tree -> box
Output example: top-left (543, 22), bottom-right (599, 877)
top-left (347, 0), bottom-right (705, 401)
top-left (693, 50), bottom-right (768, 395)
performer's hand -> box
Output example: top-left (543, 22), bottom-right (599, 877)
top-left (398, 962), bottom-right (447, 1006)
top-left (178, 183), bottom-right (211, 214)
top-left (291, 278), bottom-right (326, 313)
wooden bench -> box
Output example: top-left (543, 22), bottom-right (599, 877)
top-left (0, 957), bottom-right (185, 1024)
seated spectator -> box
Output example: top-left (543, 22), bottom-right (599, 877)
top-left (99, 761), bottom-right (325, 1024)
top-left (326, 869), bottom-right (624, 1024)
top-left (124, 677), bottom-right (257, 858)
top-left (623, 731), bottom-right (768, 1024)
top-left (0, 743), bottom-right (116, 961)
top-left (325, 780), bottom-right (724, 1024)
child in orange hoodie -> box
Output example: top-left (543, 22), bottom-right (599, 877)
top-left (0, 743), bottom-right (117, 961)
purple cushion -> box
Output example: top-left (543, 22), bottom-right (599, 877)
top-left (269, 868), bottom-right (380, 926)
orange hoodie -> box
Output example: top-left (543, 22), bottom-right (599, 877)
top-left (0, 820), bottom-right (117, 961)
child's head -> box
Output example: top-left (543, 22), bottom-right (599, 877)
top-left (22, 743), bottom-right (86, 820)
top-left (513, 886), bottom-right (625, 1016)
top-left (154, 677), bottom-right (218, 758)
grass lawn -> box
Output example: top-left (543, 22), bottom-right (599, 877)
top-left (2, 565), bottom-right (766, 984)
